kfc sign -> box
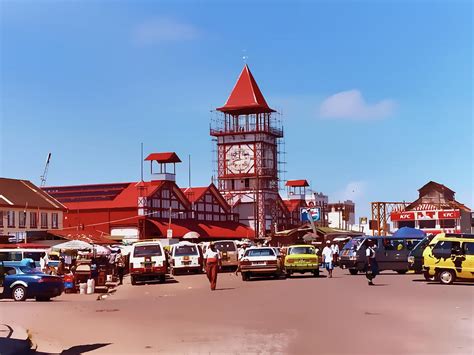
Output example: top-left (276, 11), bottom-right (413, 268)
top-left (391, 212), bottom-right (415, 221)
top-left (438, 210), bottom-right (460, 219)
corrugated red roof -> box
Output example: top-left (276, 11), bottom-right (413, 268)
top-left (49, 230), bottom-right (115, 245)
top-left (148, 220), bottom-right (254, 239)
top-left (145, 152), bottom-right (181, 163)
top-left (181, 187), bottom-right (208, 203)
top-left (286, 179), bottom-right (309, 187)
top-left (283, 199), bottom-right (306, 212)
top-left (217, 65), bottom-right (275, 115)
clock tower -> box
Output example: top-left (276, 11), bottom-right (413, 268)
top-left (211, 65), bottom-right (288, 238)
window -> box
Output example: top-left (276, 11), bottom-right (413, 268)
top-left (214, 242), bottom-right (237, 252)
top-left (171, 200), bottom-right (178, 209)
top-left (173, 245), bottom-right (198, 256)
top-left (41, 212), bottom-right (48, 229)
top-left (19, 211), bottom-right (27, 228)
top-left (419, 220), bottom-right (436, 229)
top-left (52, 213), bottom-right (59, 229)
top-left (7, 211), bottom-right (15, 228)
top-left (463, 242), bottom-right (474, 255)
top-left (198, 213), bottom-right (204, 220)
top-left (440, 219), bottom-right (456, 228)
top-left (133, 244), bottom-right (162, 257)
top-left (0, 211), bottom-right (3, 227)
top-left (162, 189), bottom-right (170, 198)
top-left (398, 221), bottom-right (415, 228)
top-left (206, 204), bottom-right (212, 212)
top-left (30, 212), bottom-right (37, 228)
top-left (244, 178), bottom-right (250, 188)
top-left (24, 252), bottom-right (42, 261)
top-left (433, 240), bottom-right (461, 258)
top-left (288, 247), bottom-right (315, 255)
top-left (245, 248), bottom-right (275, 257)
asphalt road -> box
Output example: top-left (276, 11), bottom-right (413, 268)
top-left (1, 268), bottom-right (472, 354)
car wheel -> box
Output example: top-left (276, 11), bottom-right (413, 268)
top-left (12, 285), bottom-right (27, 302)
top-left (131, 276), bottom-right (137, 285)
top-left (313, 269), bottom-right (320, 277)
top-left (396, 270), bottom-right (408, 274)
top-left (286, 271), bottom-right (292, 278)
top-left (159, 275), bottom-right (166, 283)
top-left (242, 273), bottom-right (249, 281)
top-left (349, 269), bottom-right (358, 275)
top-left (423, 271), bottom-right (435, 281)
top-left (36, 296), bottom-right (51, 302)
top-left (439, 270), bottom-right (456, 285)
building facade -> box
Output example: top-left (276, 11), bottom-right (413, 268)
top-left (390, 181), bottom-right (471, 234)
top-left (327, 200), bottom-right (356, 230)
top-left (44, 153), bottom-right (254, 243)
top-left (0, 177), bottom-right (65, 241)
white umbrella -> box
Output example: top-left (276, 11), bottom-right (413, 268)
top-left (93, 245), bottom-right (111, 255)
top-left (183, 231), bottom-right (200, 239)
top-left (52, 240), bottom-right (93, 251)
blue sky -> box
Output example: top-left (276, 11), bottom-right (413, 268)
top-left (1, 0), bottom-right (472, 218)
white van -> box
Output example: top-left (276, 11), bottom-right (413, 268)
top-left (170, 241), bottom-right (203, 275)
top-left (129, 241), bottom-right (167, 285)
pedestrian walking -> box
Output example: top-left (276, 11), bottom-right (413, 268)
top-left (116, 250), bottom-right (125, 285)
top-left (204, 243), bottom-right (221, 290)
top-left (322, 240), bottom-right (334, 278)
top-left (39, 252), bottom-right (49, 273)
top-left (366, 240), bottom-right (379, 286)
top-left (331, 242), bottom-right (340, 267)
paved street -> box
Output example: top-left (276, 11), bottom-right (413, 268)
top-left (1, 269), bottom-right (472, 354)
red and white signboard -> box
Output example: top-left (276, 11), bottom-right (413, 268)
top-left (391, 210), bottom-right (460, 221)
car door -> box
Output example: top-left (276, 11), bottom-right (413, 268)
top-left (0, 262), bottom-right (4, 297)
top-left (459, 242), bottom-right (474, 279)
top-left (380, 239), bottom-right (406, 271)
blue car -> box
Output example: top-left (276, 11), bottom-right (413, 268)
top-left (0, 261), bottom-right (64, 302)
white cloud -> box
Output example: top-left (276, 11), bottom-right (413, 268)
top-left (319, 89), bottom-right (395, 120)
top-left (132, 18), bottom-right (200, 45)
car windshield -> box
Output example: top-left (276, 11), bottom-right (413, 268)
top-left (19, 266), bottom-right (42, 274)
top-left (342, 238), bottom-right (364, 250)
top-left (174, 245), bottom-right (198, 256)
top-left (214, 242), bottom-right (236, 252)
top-left (288, 247), bottom-right (315, 255)
top-left (134, 245), bottom-right (162, 257)
top-left (245, 248), bottom-right (275, 257)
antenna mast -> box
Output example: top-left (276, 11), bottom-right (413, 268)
top-left (40, 153), bottom-right (52, 187)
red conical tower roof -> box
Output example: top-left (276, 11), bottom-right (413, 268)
top-left (217, 64), bottom-right (275, 115)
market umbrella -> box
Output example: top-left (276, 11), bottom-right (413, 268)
top-left (52, 240), bottom-right (93, 251)
top-left (183, 231), bottom-right (200, 239)
top-left (302, 233), bottom-right (317, 242)
top-left (392, 227), bottom-right (426, 239)
top-left (93, 245), bottom-right (111, 255)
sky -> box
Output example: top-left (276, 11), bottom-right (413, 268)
top-left (1, 0), bottom-right (472, 219)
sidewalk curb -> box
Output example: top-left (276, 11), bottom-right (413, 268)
top-left (0, 323), bottom-right (32, 355)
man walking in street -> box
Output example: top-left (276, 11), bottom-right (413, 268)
top-left (204, 242), bottom-right (221, 290)
top-left (366, 240), bottom-right (379, 286)
top-left (322, 240), bottom-right (334, 278)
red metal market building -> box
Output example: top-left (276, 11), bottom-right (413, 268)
top-left (44, 154), bottom-right (254, 243)
top-left (390, 181), bottom-right (471, 235)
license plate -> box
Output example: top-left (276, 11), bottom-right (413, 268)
top-left (253, 262), bottom-right (266, 265)
top-left (183, 261), bottom-right (191, 265)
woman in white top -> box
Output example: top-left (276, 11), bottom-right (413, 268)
top-left (204, 243), bottom-right (221, 290)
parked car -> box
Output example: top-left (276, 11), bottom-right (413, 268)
top-left (129, 241), bottom-right (167, 285)
top-left (0, 261), bottom-right (63, 301)
top-left (213, 240), bottom-right (239, 271)
top-left (408, 236), bottom-right (433, 276)
top-left (284, 244), bottom-right (319, 277)
top-left (339, 235), bottom-right (424, 275)
top-left (170, 241), bottom-right (203, 275)
top-left (423, 233), bottom-right (474, 285)
top-left (239, 247), bottom-right (283, 281)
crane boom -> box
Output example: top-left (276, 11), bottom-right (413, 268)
top-left (40, 153), bottom-right (52, 187)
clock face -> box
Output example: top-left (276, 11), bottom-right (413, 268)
top-left (226, 145), bottom-right (254, 174)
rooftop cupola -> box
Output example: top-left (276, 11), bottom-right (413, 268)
top-left (145, 152), bottom-right (181, 182)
